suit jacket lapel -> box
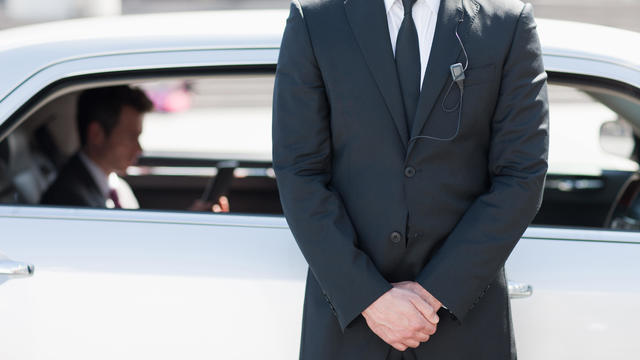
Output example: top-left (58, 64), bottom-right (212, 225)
top-left (71, 153), bottom-right (108, 207)
top-left (410, 0), bottom-right (477, 140)
top-left (344, 0), bottom-right (409, 150)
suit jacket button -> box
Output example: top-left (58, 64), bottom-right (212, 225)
top-left (404, 166), bottom-right (416, 178)
top-left (389, 231), bottom-right (403, 243)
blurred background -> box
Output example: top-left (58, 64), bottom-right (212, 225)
top-left (0, 0), bottom-right (638, 31)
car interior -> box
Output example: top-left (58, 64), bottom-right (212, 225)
top-left (1, 69), bottom-right (639, 231)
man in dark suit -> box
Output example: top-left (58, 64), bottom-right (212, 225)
top-left (41, 86), bottom-right (231, 211)
top-left (41, 86), bottom-right (152, 208)
top-left (39, 151), bottom-right (118, 208)
top-left (272, 0), bottom-right (549, 359)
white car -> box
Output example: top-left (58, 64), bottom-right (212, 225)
top-left (0, 10), bottom-right (639, 360)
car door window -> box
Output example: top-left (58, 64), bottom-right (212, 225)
top-left (0, 72), bottom-right (280, 214)
top-left (534, 80), bottom-right (640, 229)
top-left (138, 75), bottom-right (273, 159)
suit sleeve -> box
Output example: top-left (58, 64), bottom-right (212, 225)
top-left (416, 3), bottom-right (549, 323)
top-left (40, 183), bottom-right (86, 207)
top-left (272, 2), bottom-right (392, 331)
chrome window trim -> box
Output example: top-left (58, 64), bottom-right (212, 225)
top-left (543, 54), bottom-right (640, 89)
top-left (523, 226), bottom-right (640, 244)
top-left (0, 45), bottom-right (279, 104)
top-left (0, 205), bottom-right (289, 230)
top-left (1, 205), bottom-right (639, 245)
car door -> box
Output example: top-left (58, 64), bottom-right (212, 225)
top-left (506, 71), bottom-right (640, 359)
top-left (0, 44), bottom-right (308, 359)
top-left (0, 207), bottom-right (307, 359)
top-left (507, 227), bottom-right (640, 360)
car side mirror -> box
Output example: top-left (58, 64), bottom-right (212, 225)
top-left (599, 119), bottom-right (635, 159)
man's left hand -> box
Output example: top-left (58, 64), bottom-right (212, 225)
top-left (392, 281), bottom-right (442, 313)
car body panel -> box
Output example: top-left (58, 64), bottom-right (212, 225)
top-left (1, 205), bottom-right (639, 359)
top-left (0, 10), bottom-right (284, 103)
top-left (0, 206), bottom-right (306, 359)
top-left (509, 227), bottom-right (640, 359)
top-left (537, 19), bottom-right (640, 85)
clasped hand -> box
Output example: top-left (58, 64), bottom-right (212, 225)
top-left (362, 281), bottom-right (442, 351)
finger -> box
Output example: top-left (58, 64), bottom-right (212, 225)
top-left (392, 343), bottom-right (408, 352)
top-left (402, 339), bottom-right (420, 349)
top-left (411, 284), bottom-right (443, 309)
top-left (218, 196), bottom-right (230, 212)
top-left (212, 204), bottom-right (222, 212)
top-left (416, 329), bottom-right (433, 341)
top-left (407, 330), bottom-right (431, 343)
top-left (409, 295), bottom-right (439, 324)
top-left (413, 320), bottom-right (436, 336)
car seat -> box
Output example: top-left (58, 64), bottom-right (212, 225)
top-left (2, 130), bottom-right (57, 204)
top-left (0, 138), bottom-right (15, 203)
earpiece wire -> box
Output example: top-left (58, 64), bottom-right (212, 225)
top-left (410, 14), bottom-right (467, 143)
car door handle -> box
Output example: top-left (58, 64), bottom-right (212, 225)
top-left (508, 281), bottom-right (532, 299)
top-left (0, 260), bottom-right (35, 277)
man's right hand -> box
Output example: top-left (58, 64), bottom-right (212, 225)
top-left (188, 195), bottom-right (230, 213)
top-left (361, 286), bottom-right (439, 351)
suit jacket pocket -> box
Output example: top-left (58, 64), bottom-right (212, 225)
top-left (463, 63), bottom-right (497, 87)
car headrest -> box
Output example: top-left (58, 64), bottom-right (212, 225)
top-left (0, 139), bottom-right (11, 192)
top-left (6, 130), bottom-right (32, 174)
top-left (1, 130), bottom-right (57, 204)
top-left (0, 136), bottom-right (8, 158)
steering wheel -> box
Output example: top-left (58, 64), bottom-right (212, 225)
top-left (604, 173), bottom-right (640, 229)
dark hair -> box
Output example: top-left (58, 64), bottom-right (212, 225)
top-left (77, 85), bottom-right (153, 146)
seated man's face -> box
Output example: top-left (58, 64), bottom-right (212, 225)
top-left (99, 105), bottom-right (144, 175)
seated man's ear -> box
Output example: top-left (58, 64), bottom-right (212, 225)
top-left (86, 121), bottom-right (106, 146)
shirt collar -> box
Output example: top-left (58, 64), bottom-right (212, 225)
top-left (384, 0), bottom-right (396, 13)
top-left (78, 151), bottom-right (111, 198)
top-left (384, 0), bottom-right (440, 15)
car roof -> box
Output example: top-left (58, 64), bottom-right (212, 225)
top-left (0, 10), bottom-right (285, 102)
top-left (536, 18), bottom-right (640, 75)
top-left (0, 10), bottom-right (638, 103)
top-left (0, 10), bottom-right (286, 50)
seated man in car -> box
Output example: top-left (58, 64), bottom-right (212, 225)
top-left (41, 85), bottom-right (227, 212)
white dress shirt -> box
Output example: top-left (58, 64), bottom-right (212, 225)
top-left (385, 0), bottom-right (441, 89)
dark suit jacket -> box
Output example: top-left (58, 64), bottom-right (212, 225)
top-left (40, 152), bottom-right (107, 208)
top-left (272, 0), bottom-right (549, 359)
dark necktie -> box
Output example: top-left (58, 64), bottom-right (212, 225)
top-left (395, 0), bottom-right (421, 132)
top-left (109, 188), bottom-right (122, 209)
